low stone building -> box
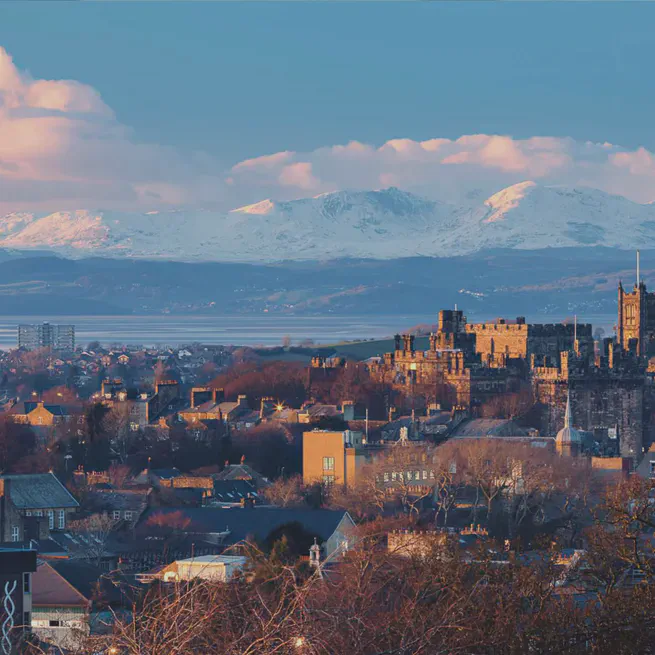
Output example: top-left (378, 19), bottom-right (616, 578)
top-left (0, 473), bottom-right (79, 542)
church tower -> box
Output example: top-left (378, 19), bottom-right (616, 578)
top-left (618, 251), bottom-right (650, 357)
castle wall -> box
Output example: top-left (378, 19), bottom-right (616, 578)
top-left (466, 321), bottom-right (593, 364)
top-left (533, 372), bottom-right (644, 460)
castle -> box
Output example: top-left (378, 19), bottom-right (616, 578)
top-left (375, 259), bottom-right (655, 461)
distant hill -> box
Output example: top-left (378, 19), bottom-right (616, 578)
top-left (0, 247), bottom-right (643, 318)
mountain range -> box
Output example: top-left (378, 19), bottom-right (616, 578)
top-left (0, 182), bottom-right (652, 262)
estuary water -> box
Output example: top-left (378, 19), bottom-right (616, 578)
top-left (0, 313), bottom-right (617, 350)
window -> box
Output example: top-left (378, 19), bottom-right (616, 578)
top-left (113, 511), bottom-right (121, 520)
top-left (11, 526), bottom-right (19, 542)
top-left (48, 511), bottom-right (54, 530)
top-left (124, 511), bottom-right (133, 521)
top-left (422, 470), bottom-right (428, 480)
top-left (58, 510), bottom-right (65, 530)
top-left (391, 472), bottom-right (397, 481)
top-left (48, 620), bottom-right (61, 627)
top-left (322, 457), bottom-right (334, 471)
top-left (25, 511), bottom-right (31, 517)
top-left (23, 573), bottom-right (30, 594)
top-left (322, 475), bottom-right (334, 486)
top-left (650, 461), bottom-right (655, 477)
top-left (383, 472), bottom-right (389, 482)
top-left (35, 510), bottom-right (43, 517)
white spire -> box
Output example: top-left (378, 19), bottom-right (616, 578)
top-left (564, 391), bottom-right (572, 429)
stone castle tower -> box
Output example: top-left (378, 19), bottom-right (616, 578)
top-left (617, 251), bottom-right (655, 357)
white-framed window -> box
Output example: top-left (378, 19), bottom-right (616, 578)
top-left (11, 526), bottom-right (19, 542)
top-left (422, 470), bottom-right (428, 480)
top-left (322, 457), bottom-right (335, 471)
top-left (322, 475), bottom-right (334, 486)
top-left (124, 511), bottom-right (133, 521)
top-left (35, 510), bottom-right (43, 517)
top-left (25, 511), bottom-right (31, 517)
top-left (58, 510), bottom-right (65, 530)
top-left (48, 511), bottom-right (54, 530)
top-left (112, 511), bottom-right (121, 520)
top-left (383, 472), bottom-right (389, 482)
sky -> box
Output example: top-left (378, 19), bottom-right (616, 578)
top-left (1, 2), bottom-right (655, 212)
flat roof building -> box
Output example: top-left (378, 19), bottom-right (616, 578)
top-left (18, 322), bottom-right (75, 351)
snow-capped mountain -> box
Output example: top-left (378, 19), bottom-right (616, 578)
top-left (0, 184), bottom-right (654, 262)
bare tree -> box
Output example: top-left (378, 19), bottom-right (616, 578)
top-left (68, 513), bottom-right (120, 566)
top-left (262, 475), bottom-right (306, 507)
top-left (102, 403), bottom-right (132, 462)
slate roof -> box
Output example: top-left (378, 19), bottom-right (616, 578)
top-left (150, 468), bottom-right (181, 481)
top-left (214, 464), bottom-right (271, 488)
top-left (87, 489), bottom-right (150, 513)
top-left (32, 561), bottom-right (89, 608)
top-left (212, 480), bottom-right (259, 504)
top-left (138, 507), bottom-right (351, 546)
top-left (301, 404), bottom-right (341, 418)
top-left (451, 419), bottom-right (530, 438)
top-left (8, 402), bottom-right (74, 417)
top-left (1, 472), bottom-right (79, 510)
top-left (48, 560), bottom-right (124, 605)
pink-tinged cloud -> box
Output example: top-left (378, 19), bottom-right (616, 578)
top-left (278, 162), bottom-right (320, 190)
top-left (4, 45), bottom-right (655, 212)
top-left (0, 46), bottom-right (226, 212)
top-left (229, 134), bottom-right (655, 205)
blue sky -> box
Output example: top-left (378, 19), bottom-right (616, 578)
top-left (1, 2), bottom-right (655, 210)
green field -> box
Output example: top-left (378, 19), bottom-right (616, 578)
top-left (256, 336), bottom-right (430, 362)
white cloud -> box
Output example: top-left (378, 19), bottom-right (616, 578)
top-left (0, 47), bottom-right (226, 212)
top-left (4, 45), bottom-right (655, 213)
top-left (229, 134), bottom-right (655, 205)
